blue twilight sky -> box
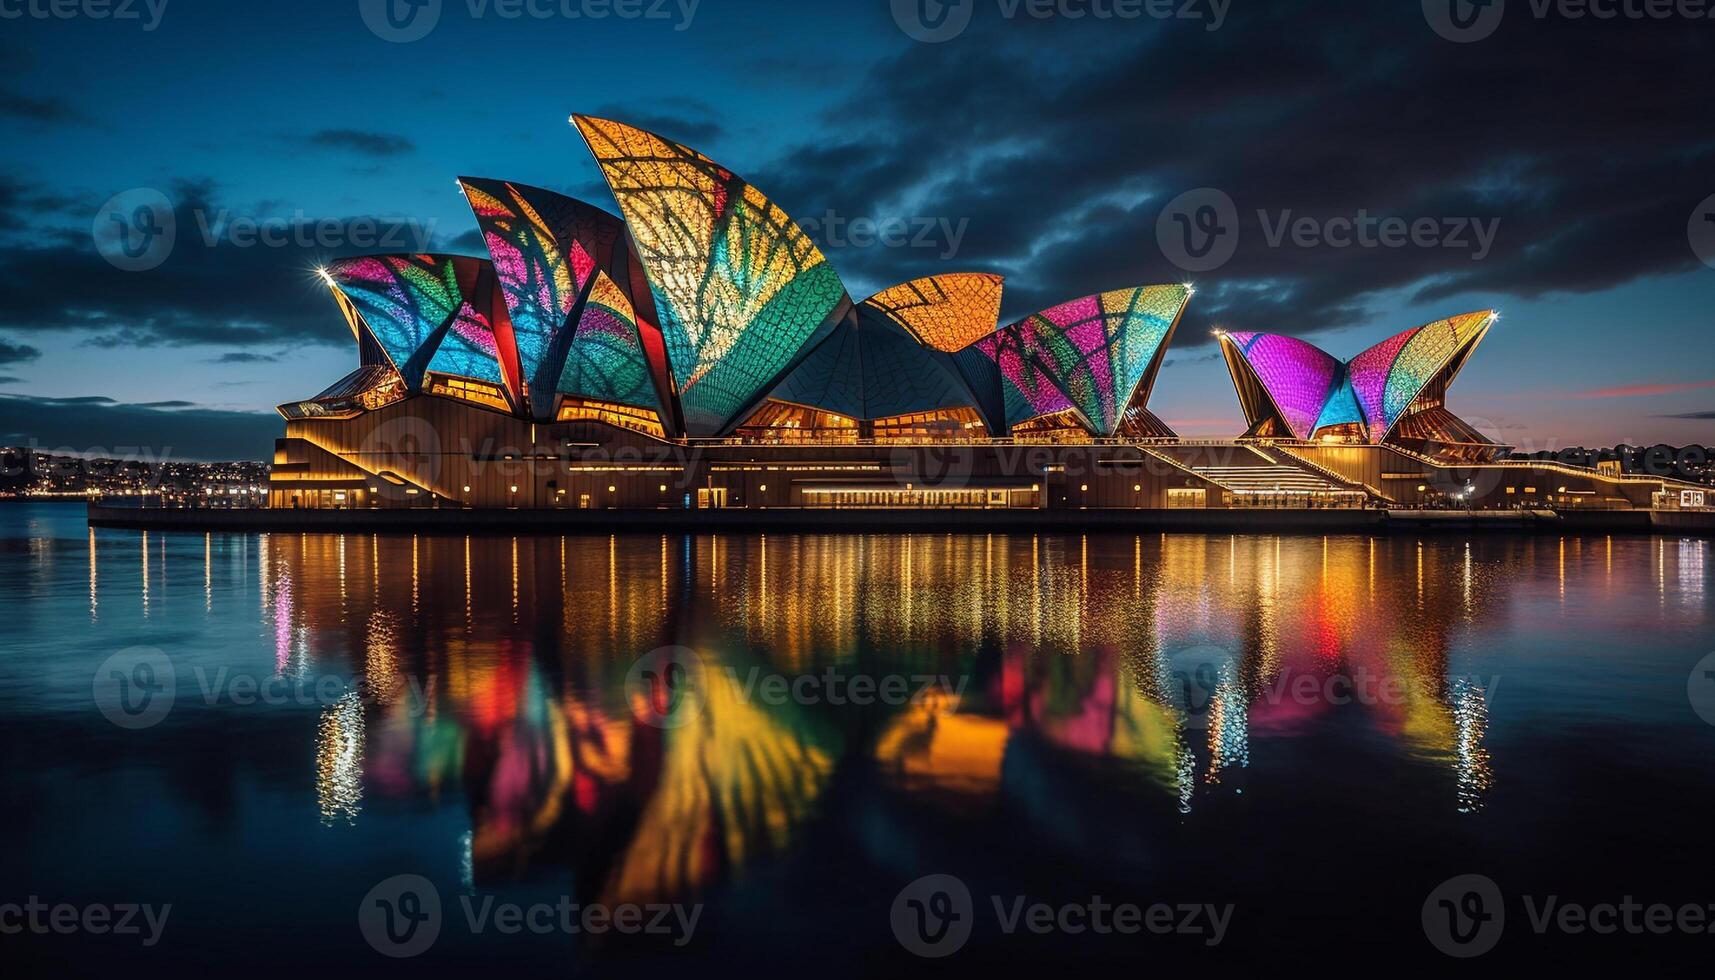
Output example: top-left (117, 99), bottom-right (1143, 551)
top-left (1, 0), bottom-right (1713, 458)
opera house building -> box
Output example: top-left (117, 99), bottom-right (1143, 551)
top-left (266, 116), bottom-right (1681, 514)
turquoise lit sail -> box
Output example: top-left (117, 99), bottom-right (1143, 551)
top-left (572, 115), bottom-right (852, 436)
top-left (1348, 311), bottom-right (1495, 441)
top-left (958, 284), bottom-right (1190, 436)
top-left (459, 177), bottom-right (628, 418)
top-left (557, 271), bottom-right (659, 412)
top-left (321, 255), bottom-right (500, 390)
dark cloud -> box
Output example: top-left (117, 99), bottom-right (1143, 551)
top-left (1658, 411), bottom-right (1715, 420)
top-left (0, 338), bottom-right (41, 364)
top-left (440, 228), bottom-right (488, 254)
top-left (589, 101), bottom-right (723, 146)
top-left (1163, 350), bottom-right (1222, 368)
top-left (0, 176), bottom-right (79, 235)
top-left (749, 3), bottom-right (1715, 341)
top-left (0, 178), bottom-right (435, 348)
top-left (0, 89), bottom-right (86, 124)
top-left (0, 376), bottom-right (20, 385)
top-left (207, 352), bottom-right (278, 364)
top-left (306, 128), bottom-right (415, 157)
top-left (28, 395), bottom-right (116, 405)
top-left (0, 394), bottom-right (278, 461)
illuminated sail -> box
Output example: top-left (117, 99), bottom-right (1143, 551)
top-left (953, 284), bottom-right (1190, 436)
top-left (459, 177), bottom-right (642, 419)
top-left (321, 254), bottom-right (510, 392)
top-left (1220, 311), bottom-right (1497, 443)
top-left (557, 271), bottom-right (659, 411)
top-left (1219, 331), bottom-right (1345, 440)
top-left (863, 273), bottom-right (1004, 353)
top-left (572, 115), bottom-right (851, 435)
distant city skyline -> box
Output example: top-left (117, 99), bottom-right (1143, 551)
top-left (2, 0), bottom-right (1713, 458)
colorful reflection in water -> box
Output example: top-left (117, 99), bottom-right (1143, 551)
top-left (220, 530), bottom-right (1680, 899)
top-left (6, 507), bottom-right (1714, 972)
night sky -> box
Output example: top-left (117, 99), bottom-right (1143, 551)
top-left (2, 0), bottom-right (1713, 459)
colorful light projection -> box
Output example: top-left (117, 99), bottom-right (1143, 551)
top-left (459, 177), bottom-right (660, 421)
top-left (982, 327), bottom-right (1076, 426)
top-left (572, 115), bottom-right (852, 436)
top-left (1313, 372), bottom-right (1365, 432)
top-left (954, 284), bottom-right (1190, 436)
top-left (1371, 311), bottom-right (1495, 437)
top-left (863, 273), bottom-right (1005, 353)
top-left (321, 255), bottom-right (511, 392)
top-left (1222, 311), bottom-right (1497, 443)
top-left (1219, 331), bottom-right (1345, 440)
top-left (557, 271), bottom-right (659, 412)
top-left (1009, 285), bottom-right (1190, 436)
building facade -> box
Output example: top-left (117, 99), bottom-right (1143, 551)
top-left (268, 116), bottom-right (1689, 514)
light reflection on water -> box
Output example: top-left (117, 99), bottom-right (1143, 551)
top-left (2, 504), bottom-right (1713, 970)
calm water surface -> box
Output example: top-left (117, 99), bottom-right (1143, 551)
top-left (1, 502), bottom-right (1712, 973)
